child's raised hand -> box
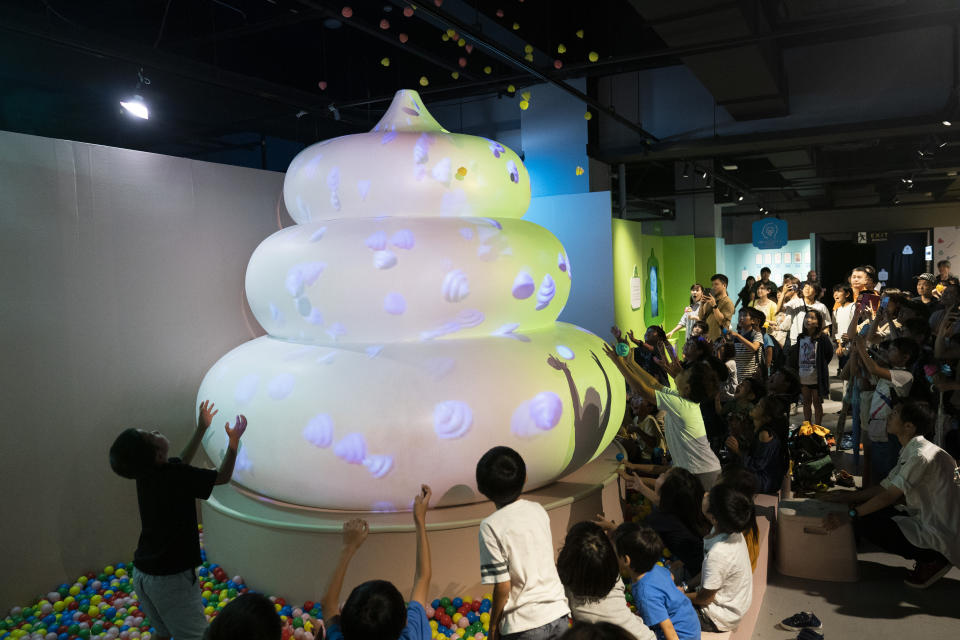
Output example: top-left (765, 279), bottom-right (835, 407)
top-left (225, 415), bottom-right (247, 445)
top-left (413, 484), bottom-right (432, 524)
top-left (592, 513), bottom-right (617, 531)
top-left (198, 400), bottom-right (219, 431)
top-left (343, 518), bottom-right (369, 550)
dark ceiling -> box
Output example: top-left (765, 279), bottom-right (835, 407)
top-left (2, 0), bottom-right (960, 217)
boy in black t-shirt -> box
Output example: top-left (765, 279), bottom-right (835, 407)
top-left (109, 400), bottom-right (247, 640)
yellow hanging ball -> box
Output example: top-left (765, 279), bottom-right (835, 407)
top-left (512, 22), bottom-right (520, 30)
top-left (446, 29), bottom-right (456, 37)
top-left (558, 44), bottom-right (566, 54)
top-left (576, 29), bottom-right (584, 38)
top-left (584, 111), bottom-right (592, 120)
top-left (380, 57), bottom-right (390, 67)
top-left (458, 38), bottom-right (466, 47)
top-left (507, 84), bottom-right (516, 93)
top-left (589, 51), bottom-right (599, 62)
top-left (521, 91), bottom-right (531, 100)
top-left (575, 166), bottom-right (585, 176)
top-left (483, 66), bottom-right (492, 74)
top-left (451, 71), bottom-right (460, 79)
top-left (419, 76), bottom-right (429, 86)
top-left (524, 44), bottom-right (533, 53)
top-left (519, 100), bottom-right (529, 110)
top-left (524, 53), bottom-right (533, 62)
top-left (442, 34), bottom-right (450, 41)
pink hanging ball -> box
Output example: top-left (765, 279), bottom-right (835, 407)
top-left (458, 57), bottom-right (467, 67)
top-left (403, 7), bottom-right (414, 17)
top-left (496, 9), bottom-right (504, 18)
top-left (434, 0), bottom-right (443, 6)
top-left (318, 81), bottom-right (328, 90)
top-left (465, 43), bottom-right (473, 53)
top-left (379, 18), bottom-right (390, 29)
top-left (554, 59), bottom-right (563, 69)
top-left (341, 6), bottom-right (353, 18)
top-left (399, 33), bottom-right (408, 43)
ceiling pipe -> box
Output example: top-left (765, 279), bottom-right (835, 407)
top-left (403, 1), bottom-right (660, 143)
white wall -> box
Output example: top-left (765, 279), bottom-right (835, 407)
top-left (0, 131), bottom-right (284, 606)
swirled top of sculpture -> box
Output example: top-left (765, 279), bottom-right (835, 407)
top-left (283, 89), bottom-right (531, 223)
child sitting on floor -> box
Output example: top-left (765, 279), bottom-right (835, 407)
top-left (724, 396), bottom-right (788, 495)
top-left (557, 521), bottom-right (655, 640)
top-left (613, 524), bottom-right (700, 640)
top-left (321, 486), bottom-right (433, 640)
top-left (476, 447), bottom-right (570, 640)
top-left (684, 484), bottom-right (754, 633)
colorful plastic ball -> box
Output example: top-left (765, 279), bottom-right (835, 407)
top-left (380, 57), bottom-right (390, 67)
top-left (340, 7), bottom-right (353, 18)
top-left (419, 76), bottom-right (429, 86)
top-left (457, 618), bottom-right (469, 629)
top-left (557, 44), bottom-right (567, 54)
top-left (434, 0), bottom-right (443, 7)
top-left (439, 598), bottom-right (451, 608)
top-left (496, 9), bottom-right (504, 18)
top-left (554, 60), bottom-right (563, 69)
top-left (465, 44), bottom-right (473, 53)
top-left (524, 44), bottom-right (533, 54)
top-left (588, 51), bottom-right (599, 62)
top-left (442, 34), bottom-right (450, 41)
top-left (483, 66), bottom-right (492, 74)
top-left (424, 606), bottom-right (435, 619)
top-left (519, 100), bottom-right (529, 110)
top-left (451, 71), bottom-right (460, 79)
top-left (452, 598), bottom-right (462, 608)
top-left (104, 567), bottom-right (114, 576)
top-left (584, 111), bottom-right (592, 120)
top-left (512, 22), bottom-right (520, 30)
top-left (318, 81), bottom-right (328, 91)
top-left (399, 33), bottom-right (408, 43)
top-left (452, 614), bottom-right (461, 624)
top-left (576, 29), bottom-right (584, 38)
top-left (524, 53), bottom-right (533, 62)
top-left (403, 6), bottom-right (414, 17)
top-left (458, 57), bottom-right (467, 68)
top-left (379, 19), bottom-right (390, 29)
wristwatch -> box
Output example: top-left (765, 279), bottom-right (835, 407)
top-left (848, 507), bottom-right (858, 519)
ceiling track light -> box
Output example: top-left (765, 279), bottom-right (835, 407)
top-left (701, 169), bottom-right (708, 180)
top-left (120, 67), bottom-right (151, 120)
top-left (943, 120), bottom-right (952, 127)
top-left (737, 193), bottom-right (744, 202)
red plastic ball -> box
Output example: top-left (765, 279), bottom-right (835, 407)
top-left (403, 7), bottom-right (413, 17)
top-left (471, 601), bottom-right (481, 611)
top-left (276, 598), bottom-right (286, 607)
top-left (68, 602), bottom-right (79, 610)
top-left (341, 7), bottom-right (353, 18)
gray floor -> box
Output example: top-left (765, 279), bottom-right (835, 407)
top-left (751, 373), bottom-right (960, 638)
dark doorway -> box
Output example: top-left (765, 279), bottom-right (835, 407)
top-left (818, 238), bottom-right (876, 291)
top-left (818, 231), bottom-right (930, 293)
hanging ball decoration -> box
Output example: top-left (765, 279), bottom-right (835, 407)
top-left (458, 57), bottom-right (467, 67)
top-left (521, 91), bottom-right (531, 100)
top-left (341, 6), bottom-right (353, 18)
top-left (379, 19), bottom-right (390, 29)
top-left (513, 22), bottom-right (520, 30)
top-left (524, 44), bottom-right (533, 53)
top-left (575, 166), bottom-right (585, 176)
top-left (446, 29), bottom-right (456, 38)
top-left (584, 111), bottom-right (592, 120)
top-left (524, 53), bottom-right (534, 62)
top-left (434, 0), bottom-right (443, 6)
top-left (380, 57), bottom-right (390, 67)
top-left (458, 38), bottom-right (466, 47)
top-left (451, 71), bottom-right (460, 79)
top-left (553, 59), bottom-right (563, 69)
top-left (496, 9), bottom-right (504, 18)
top-left (419, 76), bottom-right (429, 86)
top-left (576, 29), bottom-right (584, 38)
top-left (588, 51), bottom-right (599, 62)
top-left (318, 80), bottom-right (328, 90)
top-left (398, 32), bottom-right (408, 43)
top-left (507, 84), bottom-right (516, 93)
top-left (519, 100), bottom-right (530, 110)
top-left (557, 44), bottom-right (567, 54)
top-left (483, 66), bottom-right (492, 74)
top-left (403, 6), bottom-right (414, 17)
top-left (465, 43), bottom-right (473, 53)
top-left (442, 33), bottom-right (450, 41)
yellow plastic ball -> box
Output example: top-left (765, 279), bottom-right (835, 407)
top-left (458, 38), bottom-right (465, 47)
top-left (462, 596), bottom-right (472, 604)
top-left (451, 71), bottom-right (460, 79)
top-left (115, 568), bottom-right (127, 578)
top-left (524, 44), bottom-right (533, 53)
top-left (588, 51), bottom-right (599, 62)
top-left (217, 600), bottom-right (227, 609)
top-left (91, 595), bottom-right (102, 606)
top-left (202, 590), bottom-right (212, 599)
top-left (512, 22), bottom-right (520, 30)
top-left (557, 44), bottom-right (566, 54)
top-left (53, 602), bottom-right (65, 613)
top-left (521, 91), bottom-right (531, 100)
top-left (69, 586), bottom-right (80, 596)
top-left (88, 606), bottom-right (99, 617)
top-left (104, 566), bottom-right (115, 575)
top-left (524, 53), bottom-right (533, 62)
top-left (446, 29), bottom-right (456, 37)
top-left (584, 111), bottom-right (592, 120)
top-left (429, 620), bottom-right (438, 629)
top-left (204, 606), bottom-right (215, 616)
top-left (576, 29), bottom-right (584, 38)
top-left (519, 100), bottom-right (529, 110)
top-left (483, 66), bottom-right (492, 74)
top-left (77, 576), bottom-right (88, 585)
top-left (456, 630), bottom-right (465, 637)
top-left (507, 84), bottom-right (516, 93)
top-left (274, 603), bottom-right (282, 612)
top-left (380, 57), bottom-right (390, 67)
top-left (480, 612), bottom-right (490, 623)
top-left (442, 34), bottom-right (450, 41)
top-left (419, 76), bottom-right (429, 87)
top-left (452, 613), bottom-right (462, 623)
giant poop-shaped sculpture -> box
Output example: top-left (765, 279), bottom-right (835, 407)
top-left (197, 90), bottom-right (625, 510)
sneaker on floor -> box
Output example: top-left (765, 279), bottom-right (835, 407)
top-left (779, 612), bottom-right (823, 631)
top-left (904, 558), bottom-right (952, 589)
top-left (840, 434), bottom-right (856, 450)
top-left (797, 629), bottom-right (824, 640)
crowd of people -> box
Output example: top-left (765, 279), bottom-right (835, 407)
top-left (104, 260), bottom-right (960, 640)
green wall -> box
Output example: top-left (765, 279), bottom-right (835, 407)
top-left (612, 220), bottom-right (719, 350)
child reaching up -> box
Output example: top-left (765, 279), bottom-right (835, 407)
top-left (109, 400), bottom-right (247, 640)
top-left (612, 524), bottom-right (700, 640)
top-left (322, 485), bottom-right (433, 640)
top-left (476, 447), bottom-right (570, 640)
top-left (557, 522), bottom-right (656, 640)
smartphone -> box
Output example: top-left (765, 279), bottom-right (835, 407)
top-left (878, 295), bottom-right (890, 311)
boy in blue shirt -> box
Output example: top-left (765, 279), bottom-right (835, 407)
top-left (613, 524), bottom-right (700, 640)
top-left (321, 485), bottom-right (433, 640)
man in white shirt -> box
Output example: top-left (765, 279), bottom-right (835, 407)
top-left (779, 280), bottom-right (832, 346)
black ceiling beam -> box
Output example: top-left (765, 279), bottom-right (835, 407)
top-left (165, 9), bottom-right (327, 48)
top-left (403, 1), bottom-right (661, 143)
top-left (292, 0), bottom-right (479, 81)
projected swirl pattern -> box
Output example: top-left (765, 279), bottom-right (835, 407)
top-left (198, 90), bottom-right (625, 510)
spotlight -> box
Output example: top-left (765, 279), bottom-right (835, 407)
top-left (943, 120), bottom-right (952, 126)
top-left (721, 161), bottom-right (738, 171)
top-left (120, 95), bottom-right (149, 119)
top-left (737, 193), bottom-right (744, 202)
top-left (937, 137), bottom-right (948, 148)
top-left (893, 197), bottom-right (900, 205)
top-left (701, 169), bottom-right (708, 180)
top-left (901, 177), bottom-right (913, 184)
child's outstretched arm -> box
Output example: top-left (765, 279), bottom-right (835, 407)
top-left (658, 618), bottom-right (681, 640)
top-left (181, 400), bottom-right (219, 464)
top-left (320, 519), bottom-right (369, 623)
top-left (215, 415), bottom-right (247, 485)
top-left (410, 485), bottom-right (433, 606)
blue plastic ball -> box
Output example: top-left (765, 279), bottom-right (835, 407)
top-left (431, 599), bottom-right (440, 610)
top-left (452, 598), bottom-right (462, 608)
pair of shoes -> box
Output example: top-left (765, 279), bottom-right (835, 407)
top-left (779, 612), bottom-right (822, 632)
top-left (904, 558), bottom-right (952, 589)
top-left (797, 629), bottom-right (824, 640)
top-left (836, 469), bottom-right (855, 488)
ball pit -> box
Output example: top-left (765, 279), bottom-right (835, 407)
top-left (0, 527), bottom-right (501, 640)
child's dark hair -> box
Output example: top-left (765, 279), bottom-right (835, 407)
top-left (740, 378), bottom-right (767, 402)
top-left (694, 320), bottom-right (710, 335)
top-left (340, 580), bottom-right (406, 640)
top-left (690, 284), bottom-right (704, 304)
top-left (803, 281), bottom-right (822, 299)
top-left (659, 468), bottom-right (710, 537)
top-left (833, 283), bottom-right (853, 303)
top-left (109, 428), bottom-right (157, 479)
top-left (889, 337), bottom-right (920, 366)
top-left (894, 399), bottom-right (935, 439)
top-left (755, 396), bottom-right (789, 472)
top-left (682, 361), bottom-right (718, 404)
top-left (556, 522), bottom-right (618, 601)
top-left (706, 484), bottom-right (754, 535)
top-left (204, 593), bottom-right (281, 640)
top-left (711, 273), bottom-right (729, 287)
top-left (746, 307), bottom-right (766, 328)
top-left (801, 309), bottom-right (824, 336)
top-left (646, 325), bottom-right (667, 343)
top-left (717, 341), bottom-right (736, 363)
top-left (718, 467), bottom-right (759, 540)
top-left (901, 317), bottom-right (931, 341)
top-left (560, 621), bottom-right (636, 640)
top-left (612, 523), bottom-right (663, 575)
top-left (476, 446), bottom-right (526, 506)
